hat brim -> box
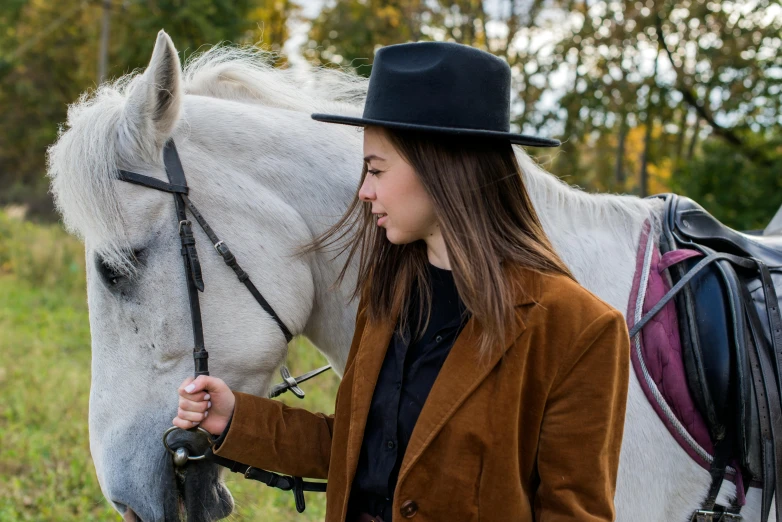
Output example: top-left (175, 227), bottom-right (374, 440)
top-left (311, 114), bottom-right (561, 148)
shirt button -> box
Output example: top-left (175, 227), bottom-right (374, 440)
top-left (400, 500), bottom-right (418, 518)
top-left (435, 335), bottom-right (443, 343)
top-left (387, 440), bottom-right (396, 449)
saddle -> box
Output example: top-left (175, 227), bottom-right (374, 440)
top-left (634, 193), bottom-right (782, 521)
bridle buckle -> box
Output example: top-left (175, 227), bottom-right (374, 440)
top-left (178, 219), bottom-right (191, 235)
top-left (690, 510), bottom-right (742, 521)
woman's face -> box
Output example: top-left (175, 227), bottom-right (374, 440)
top-left (359, 126), bottom-right (439, 245)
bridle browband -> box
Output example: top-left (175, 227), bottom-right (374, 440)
top-left (117, 139), bottom-right (328, 512)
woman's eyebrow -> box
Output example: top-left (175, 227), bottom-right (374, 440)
top-left (363, 154), bottom-right (386, 163)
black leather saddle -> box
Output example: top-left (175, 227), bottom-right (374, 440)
top-left (669, 197), bottom-right (782, 265)
top-left (641, 193), bottom-right (782, 521)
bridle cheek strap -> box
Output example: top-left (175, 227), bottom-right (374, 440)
top-left (116, 140), bottom-right (294, 381)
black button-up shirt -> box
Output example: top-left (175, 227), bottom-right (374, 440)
top-left (346, 263), bottom-right (470, 522)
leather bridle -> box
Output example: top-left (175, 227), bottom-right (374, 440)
top-left (116, 139), bottom-right (329, 511)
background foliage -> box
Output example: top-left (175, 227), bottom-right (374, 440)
top-left (0, 0), bottom-right (298, 216)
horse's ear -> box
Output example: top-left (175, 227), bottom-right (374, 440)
top-left (123, 30), bottom-right (183, 156)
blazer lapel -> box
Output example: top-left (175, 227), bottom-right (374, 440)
top-left (397, 264), bottom-right (541, 484)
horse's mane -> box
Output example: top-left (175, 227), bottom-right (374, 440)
top-left (182, 46), bottom-right (367, 114)
top-left (516, 152), bottom-right (661, 256)
top-left (47, 44), bottom-right (656, 279)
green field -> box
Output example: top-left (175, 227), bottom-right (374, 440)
top-left (0, 211), bottom-right (341, 521)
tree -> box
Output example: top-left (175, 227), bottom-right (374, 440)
top-left (655, 0), bottom-right (781, 167)
top-left (305, 0), bottom-right (433, 76)
top-left (306, 0), bottom-right (780, 219)
top-left (671, 134), bottom-right (782, 230)
top-left (0, 0), bottom-right (297, 219)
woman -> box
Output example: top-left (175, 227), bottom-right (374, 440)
top-left (173, 41), bottom-right (631, 522)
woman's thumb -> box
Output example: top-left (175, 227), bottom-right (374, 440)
top-left (183, 375), bottom-right (210, 394)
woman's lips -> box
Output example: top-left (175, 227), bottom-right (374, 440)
top-left (377, 214), bottom-right (387, 226)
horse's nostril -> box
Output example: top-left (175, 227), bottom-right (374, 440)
top-left (122, 507), bottom-right (141, 522)
top-left (114, 502), bottom-right (142, 522)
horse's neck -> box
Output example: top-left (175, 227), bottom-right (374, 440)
top-left (178, 99), bottom-right (363, 375)
top-left (299, 257), bottom-right (359, 376)
top-left (523, 167), bottom-right (663, 312)
top-left (245, 126), bottom-right (362, 376)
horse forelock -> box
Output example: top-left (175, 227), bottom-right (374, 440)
top-left (47, 44), bottom-right (367, 277)
top-left (47, 76), bottom-right (140, 277)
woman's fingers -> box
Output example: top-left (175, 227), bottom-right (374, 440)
top-left (179, 397), bottom-right (211, 412)
top-left (173, 375), bottom-right (232, 435)
top-left (179, 375), bottom-right (207, 394)
top-left (177, 408), bottom-right (208, 422)
top-left (172, 416), bottom-right (197, 429)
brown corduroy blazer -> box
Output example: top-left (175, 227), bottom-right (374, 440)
top-left (213, 264), bottom-right (630, 521)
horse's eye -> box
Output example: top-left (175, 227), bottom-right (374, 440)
top-left (95, 249), bottom-right (145, 287)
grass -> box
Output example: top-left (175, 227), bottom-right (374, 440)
top-left (0, 210), bottom-right (341, 521)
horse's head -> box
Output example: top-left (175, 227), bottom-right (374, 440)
top-left (48, 31), bottom-right (365, 521)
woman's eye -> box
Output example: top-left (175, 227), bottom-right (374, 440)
top-left (368, 169), bottom-right (382, 176)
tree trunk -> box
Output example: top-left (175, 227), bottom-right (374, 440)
top-left (674, 107), bottom-right (687, 165)
top-left (639, 49), bottom-right (660, 197)
top-left (687, 115), bottom-right (701, 161)
top-left (615, 111), bottom-right (627, 187)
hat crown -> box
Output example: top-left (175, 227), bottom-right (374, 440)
top-left (363, 42), bottom-right (511, 133)
top-left (310, 41), bottom-right (561, 147)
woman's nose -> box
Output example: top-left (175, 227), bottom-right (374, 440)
top-left (358, 176), bottom-right (375, 202)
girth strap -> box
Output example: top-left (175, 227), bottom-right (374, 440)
top-left (702, 437), bottom-right (732, 512)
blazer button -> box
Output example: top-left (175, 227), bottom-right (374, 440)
top-left (400, 500), bottom-right (418, 518)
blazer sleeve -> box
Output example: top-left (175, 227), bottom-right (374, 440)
top-left (211, 301), bottom-right (369, 479)
top-left (534, 309), bottom-right (630, 521)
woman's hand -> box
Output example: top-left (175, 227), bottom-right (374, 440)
top-left (173, 375), bottom-right (235, 436)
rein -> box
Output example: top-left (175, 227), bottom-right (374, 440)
top-left (117, 139), bottom-right (329, 512)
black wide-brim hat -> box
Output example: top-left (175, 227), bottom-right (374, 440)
top-left (312, 41), bottom-right (560, 147)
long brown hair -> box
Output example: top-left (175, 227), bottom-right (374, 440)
top-left (302, 126), bottom-right (574, 359)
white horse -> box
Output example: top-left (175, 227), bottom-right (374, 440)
top-left (47, 31), bottom-right (767, 521)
